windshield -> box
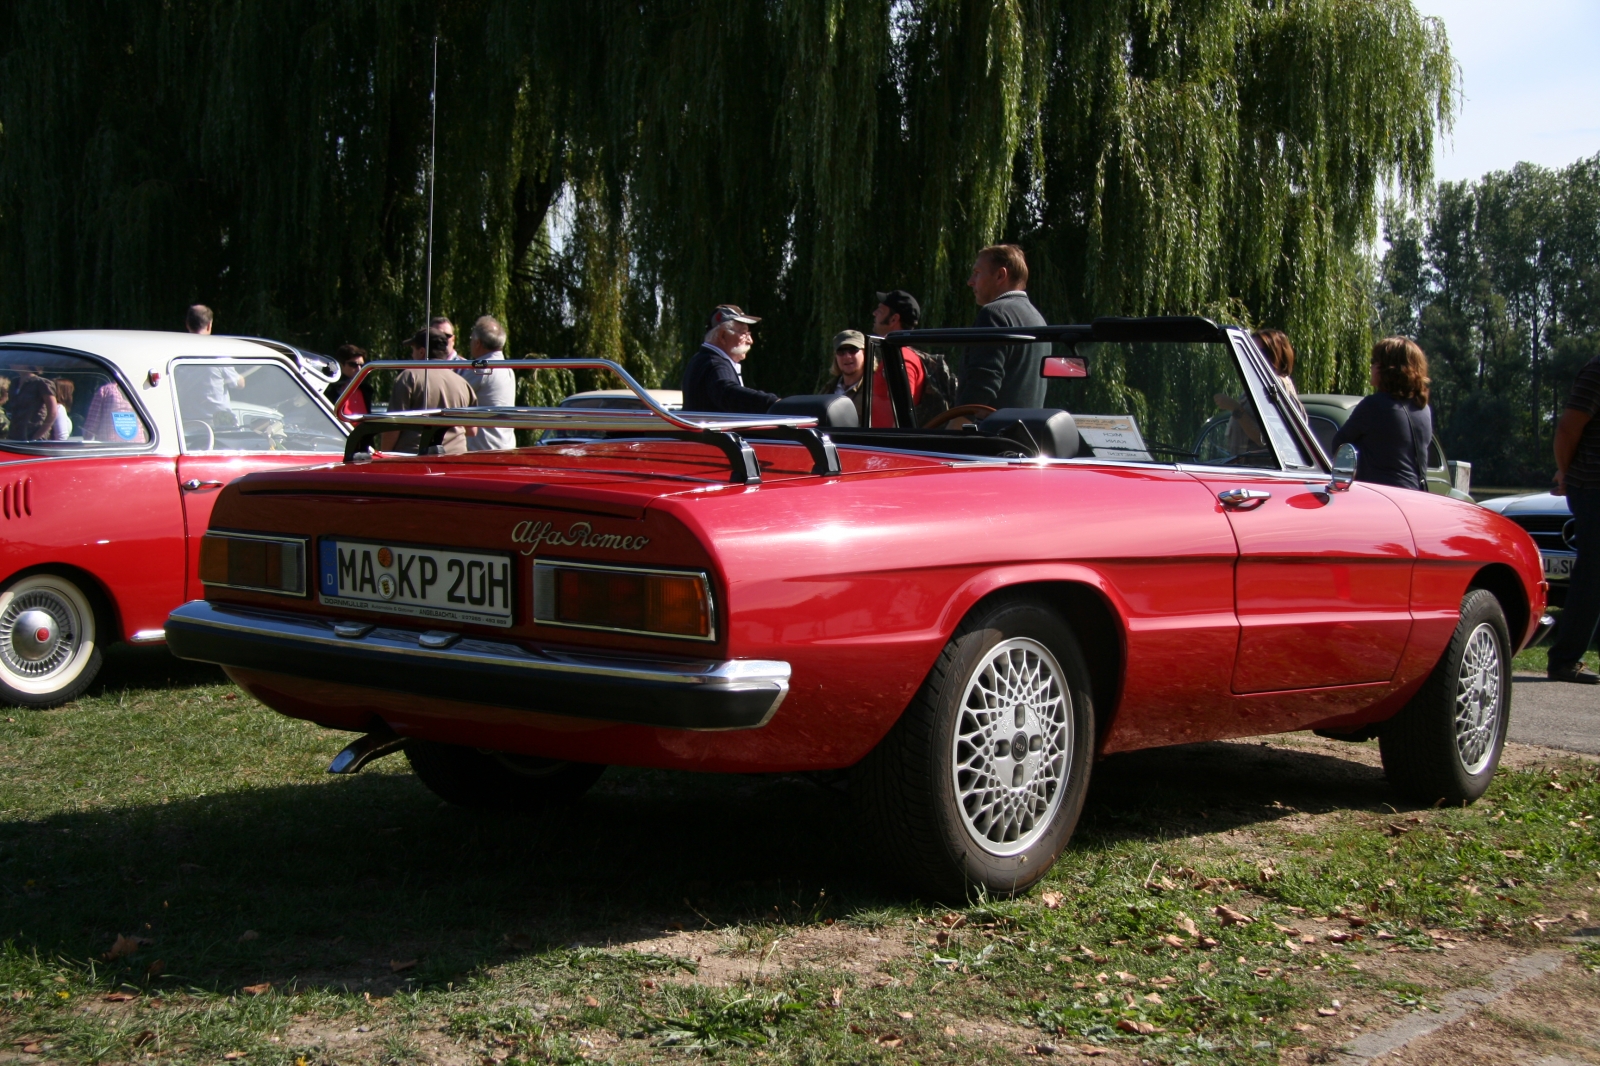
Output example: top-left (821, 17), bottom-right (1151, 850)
top-left (872, 335), bottom-right (1310, 470)
top-left (0, 348), bottom-right (151, 449)
top-left (173, 361), bottom-right (345, 454)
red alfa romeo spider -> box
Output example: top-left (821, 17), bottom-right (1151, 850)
top-left (166, 318), bottom-right (1545, 898)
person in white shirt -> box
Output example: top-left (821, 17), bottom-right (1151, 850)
top-left (460, 315), bottom-right (516, 451)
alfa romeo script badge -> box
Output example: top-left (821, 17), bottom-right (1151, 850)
top-left (510, 520), bottom-right (650, 557)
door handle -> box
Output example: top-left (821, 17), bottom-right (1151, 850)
top-left (182, 479), bottom-right (225, 491)
top-left (1218, 487), bottom-right (1272, 510)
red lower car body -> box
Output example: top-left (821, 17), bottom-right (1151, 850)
top-left (174, 439), bottom-right (1545, 774)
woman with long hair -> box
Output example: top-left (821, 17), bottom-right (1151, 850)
top-left (1331, 337), bottom-right (1432, 490)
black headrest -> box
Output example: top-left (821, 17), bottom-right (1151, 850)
top-left (978, 408), bottom-right (1079, 458)
top-left (768, 394), bottom-right (860, 428)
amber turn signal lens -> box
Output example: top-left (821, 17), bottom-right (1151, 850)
top-left (200, 533), bottom-right (306, 595)
top-left (534, 563), bottom-right (711, 638)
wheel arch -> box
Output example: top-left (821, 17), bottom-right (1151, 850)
top-left (1466, 563), bottom-right (1529, 649)
top-left (959, 578), bottom-right (1126, 746)
top-left (0, 562), bottom-right (123, 643)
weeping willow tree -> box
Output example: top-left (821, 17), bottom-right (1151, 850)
top-left (0, 0), bottom-right (1452, 396)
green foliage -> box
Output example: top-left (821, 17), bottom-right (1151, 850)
top-left (0, 1), bottom-right (1451, 397)
top-left (1378, 152), bottom-right (1600, 485)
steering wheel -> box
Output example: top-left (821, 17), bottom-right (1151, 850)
top-left (922, 404), bottom-right (997, 430)
top-left (182, 419), bottom-right (215, 451)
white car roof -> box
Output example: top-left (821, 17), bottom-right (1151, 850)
top-left (0, 330), bottom-right (301, 379)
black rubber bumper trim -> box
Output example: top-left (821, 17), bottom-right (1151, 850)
top-left (165, 602), bottom-right (788, 731)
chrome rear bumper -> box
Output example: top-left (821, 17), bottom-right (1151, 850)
top-left (165, 600), bottom-right (789, 730)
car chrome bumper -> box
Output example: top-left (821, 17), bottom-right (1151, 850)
top-left (165, 600), bottom-right (790, 730)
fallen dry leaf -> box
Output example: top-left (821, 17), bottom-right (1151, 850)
top-left (895, 1011), bottom-right (914, 1021)
top-left (145, 960), bottom-right (165, 979)
top-left (1040, 891), bottom-right (1064, 910)
top-left (102, 934), bottom-right (151, 961)
top-left (1327, 931), bottom-right (1363, 943)
top-left (1215, 904), bottom-right (1253, 926)
top-left (1159, 934), bottom-right (1185, 948)
top-left (241, 983), bottom-right (271, 996)
top-left (1175, 913), bottom-right (1199, 938)
top-left (1114, 971), bottom-right (1138, 985)
top-left (390, 959), bottom-right (417, 973)
top-left (939, 913), bottom-right (968, 929)
top-left (830, 987), bottom-right (844, 1009)
top-left (1080, 1048), bottom-right (1106, 1057)
top-left (223, 1053), bottom-right (246, 1061)
top-left (104, 992), bottom-right (136, 1002)
top-left (1317, 1007), bottom-right (1339, 1017)
top-left (583, 996), bottom-right (600, 1008)
top-left (1547, 780), bottom-right (1569, 792)
top-left (1198, 936), bottom-right (1219, 949)
top-left (20, 1044), bottom-right (40, 1054)
top-left (237, 930), bottom-right (259, 943)
top-left (877, 1034), bottom-right (903, 1048)
top-left (1258, 865), bottom-right (1278, 882)
top-left (1143, 992), bottom-right (1163, 1005)
top-left (1115, 1019), bottom-right (1155, 1035)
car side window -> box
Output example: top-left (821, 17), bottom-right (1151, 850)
top-left (1308, 416), bottom-right (1339, 457)
top-left (0, 348), bottom-right (151, 448)
top-left (174, 362), bottom-right (345, 454)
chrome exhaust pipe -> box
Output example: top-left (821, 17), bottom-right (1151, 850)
top-left (327, 729), bottom-right (406, 774)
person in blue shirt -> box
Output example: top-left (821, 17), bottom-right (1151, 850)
top-left (681, 305), bottom-right (780, 414)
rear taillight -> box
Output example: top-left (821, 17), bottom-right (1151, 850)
top-left (200, 533), bottom-right (308, 596)
top-left (533, 561), bottom-right (712, 640)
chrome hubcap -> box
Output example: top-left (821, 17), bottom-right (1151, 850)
top-left (1455, 622), bottom-right (1502, 775)
top-left (0, 591), bottom-right (78, 678)
top-left (951, 637), bottom-right (1072, 856)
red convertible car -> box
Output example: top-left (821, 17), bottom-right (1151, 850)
top-left (0, 331), bottom-right (348, 705)
top-left (166, 318), bottom-right (1544, 898)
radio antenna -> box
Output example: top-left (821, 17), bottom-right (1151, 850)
top-left (422, 36), bottom-right (438, 395)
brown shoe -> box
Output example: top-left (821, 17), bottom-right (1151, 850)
top-left (1548, 661), bottom-right (1600, 684)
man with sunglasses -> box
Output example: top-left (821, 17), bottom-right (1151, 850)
top-left (682, 304), bottom-right (780, 414)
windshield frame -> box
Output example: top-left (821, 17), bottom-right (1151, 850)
top-left (869, 320), bottom-right (1330, 475)
top-left (0, 342), bottom-right (160, 457)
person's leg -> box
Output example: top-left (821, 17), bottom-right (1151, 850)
top-left (1548, 486), bottom-right (1600, 676)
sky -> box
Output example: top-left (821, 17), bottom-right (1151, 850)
top-left (1416, 0), bottom-right (1600, 183)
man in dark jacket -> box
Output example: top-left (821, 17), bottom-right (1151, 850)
top-left (956, 244), bottom-right (1048, 409)
top-left (681, 304), bottom-right (780, 413)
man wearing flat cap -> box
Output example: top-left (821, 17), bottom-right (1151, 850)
top-left (682, 304), bottom-right (780, 414)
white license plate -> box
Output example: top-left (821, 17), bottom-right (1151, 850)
top-left (1542, 552), bottom-right (1575, 581)
top-left (317, 540), bottom-right (513, 627)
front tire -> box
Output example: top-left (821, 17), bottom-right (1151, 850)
top-left (405, 740), bottom-right (605, 811)
top-left (1380, 588), bottom-right (1510, 805)
top-left (853, 596), bottom-right (1095, 901)
top-left (0, 573), bottom-right (103, 707)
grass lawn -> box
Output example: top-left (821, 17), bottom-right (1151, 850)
top-left (0, 647), bottom-right (1596, 1065)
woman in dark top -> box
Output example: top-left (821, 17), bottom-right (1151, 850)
top-left (1331, 336), bottom-right (1432, 491)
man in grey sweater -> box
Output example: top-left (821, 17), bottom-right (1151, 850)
top-left (956, 244), bottom-right (1048, 410)
top-left (461, 315), bottom-right (516, 451)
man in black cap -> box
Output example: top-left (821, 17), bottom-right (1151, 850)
top-left (681, 304), bottom-right (780, 413)
top-left (872, 290), bottom-right (942, 426)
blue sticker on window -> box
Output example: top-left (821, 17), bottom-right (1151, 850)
top-left (112, 411), bottom-right (139, 440)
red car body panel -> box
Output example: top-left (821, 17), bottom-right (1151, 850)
top-left (191, 426), bottom-right (1545, 773)
top-left (0, 455), bottom-right (187, 638)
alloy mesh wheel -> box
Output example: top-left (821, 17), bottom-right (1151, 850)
top-left (1454, 621), bottom-right (1502, 776)
top-left (949, 637), bottom-right (1073, 857)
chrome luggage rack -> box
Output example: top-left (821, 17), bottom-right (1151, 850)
top-left (333, 357), bottom-right (834, 483)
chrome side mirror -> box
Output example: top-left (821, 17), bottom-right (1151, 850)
top-left (1328, 443), bottom-right (1357, 494)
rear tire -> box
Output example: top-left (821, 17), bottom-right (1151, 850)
top-left (0, 572), bottom-right (103, 708)
top-left (405, 740), bottom-right (605, 811)
top-left (1380, 588), bottom-right (1510, 805)
top-left (853, 595), bottom-right (1095, 901)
